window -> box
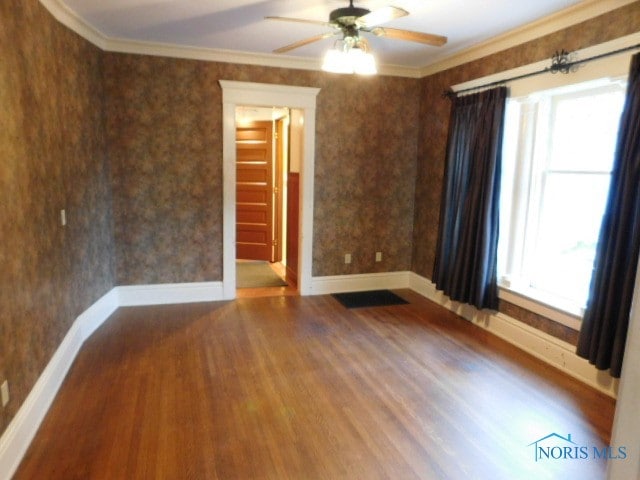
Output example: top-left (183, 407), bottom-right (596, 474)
top-left (498, 78), bottom-right (627, 317)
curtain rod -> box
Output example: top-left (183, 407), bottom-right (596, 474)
top-left (443, 43), bottom-right (640, 98)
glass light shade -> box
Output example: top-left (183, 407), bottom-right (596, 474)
top-left (349, 48), bottom-right (377, 75)
top-left (321, 42), bottom-right (377, 75)
top-left (322, 49), bottom-right (353, 74)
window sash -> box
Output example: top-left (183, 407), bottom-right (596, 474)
top-left (499, 79), bottom-right (626, 322)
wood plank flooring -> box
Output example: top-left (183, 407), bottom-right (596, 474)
top-left (15, 290), bottom-right (615, 479)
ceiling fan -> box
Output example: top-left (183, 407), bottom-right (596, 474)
top-left (266, 1), bottom-right (448, 55)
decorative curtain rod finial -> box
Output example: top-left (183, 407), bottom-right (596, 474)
top-left (550, 49), bottom-right (579, 74)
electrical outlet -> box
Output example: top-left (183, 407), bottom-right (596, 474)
top-left (1, 380), bottom-right (9, 407)
top-left (344, 253), bottom-right (352, 264)
top-left (375, 252), bottom-right (382, 262)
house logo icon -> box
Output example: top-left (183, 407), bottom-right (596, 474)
top-left (527, 433), bottom-right (587, 462)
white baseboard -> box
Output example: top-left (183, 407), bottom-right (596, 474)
top-left (116, 281), bottom-right (225, 306)
top-left (0, 289), bottom-right (119, 480)
top-left (409, 272), bottom-right (619, 398)
top-left (311, 270), bottom-right (618, 396)
top-left (0, 273), bottom-right (618, 479)
top-left (78, 288), bottom-right (121, 339)
top-left (309, 271), bottom-right (411, 295)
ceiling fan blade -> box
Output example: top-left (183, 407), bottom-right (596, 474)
top-left (265, 16), bottom-right (330, 27)
top-left (372, 27), bottom-right (447, 47)
top-left (356, 6), bottom-right (408, 28)
top-left (273, 32), bottom-right (336, 54)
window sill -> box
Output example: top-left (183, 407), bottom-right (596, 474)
top-left (498, 285), bottom-right (583, 331)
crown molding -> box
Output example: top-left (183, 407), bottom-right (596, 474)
top-left (376, 64), bottom-right (423, 78)
top-left (37, 0), bottom-right (422, 78)
top-left (419, 0), bottom-right (639, 77)
top-left (105, 37), bottom-right (320, 70)
top-left (450, 31), bottom-right (640, 95)
top-left (39, 0), bottom-right (108, 49)
top-left (102, 37), bottom-right (424, 78)
top-left (40, 0), bottom-right (635, 79)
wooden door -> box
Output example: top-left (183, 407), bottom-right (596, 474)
top-left (236, 121), bottom-right (274, 261)
top-left (273, 118), bottom-right (285, 263)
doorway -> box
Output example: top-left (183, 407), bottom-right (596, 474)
top-left (235, 109), bottom-right (289, 293)
top-left (220, 81), bottom-right (320, 299)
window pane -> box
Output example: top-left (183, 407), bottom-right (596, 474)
top-left (548, 89), bottom-right (625, 172)
top-left (529, 173), bottom-right (611, 305)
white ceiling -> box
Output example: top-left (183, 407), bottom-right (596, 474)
top-left (57, 0), bottom-right (624, 72)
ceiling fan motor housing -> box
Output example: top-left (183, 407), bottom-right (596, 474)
top-left (330, 6), bottom-right (370, 24)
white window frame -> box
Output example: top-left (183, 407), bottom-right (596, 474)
top-left (451, 33), bottom-right (640, 329)
top-left (499, 80), bottom-right (626, 329)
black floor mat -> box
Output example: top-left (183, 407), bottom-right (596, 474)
top-left (332, 290), bottom-right (409, 309)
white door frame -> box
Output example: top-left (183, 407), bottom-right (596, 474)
top-left (219, 80), bottom-right (320, 299)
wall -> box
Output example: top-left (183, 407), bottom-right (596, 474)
top-left (104, 56), bottom-right (223, 285)
top-left (0, 0), bottom-right (115, 435)
top-left (412, 2), bottom-right (640, 343)
top-left (103, 56), bottom-right (420, 282)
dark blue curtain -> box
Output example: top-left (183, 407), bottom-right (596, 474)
top-left (577, 52), bottom-right (640, 378)
top-left (433, 87), bottom-right (507, 310)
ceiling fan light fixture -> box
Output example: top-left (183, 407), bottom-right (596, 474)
top-left (321, 48), bottom-right (354, 74)
top-left (270, 1), bottom-right (448, 67)
top-left (321, 38), bottom-right (377, 75)
top-left (350, 47), bottom-right (377, 75)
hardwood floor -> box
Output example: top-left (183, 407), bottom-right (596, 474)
top-left (15, 290), bottom-right (615, 479)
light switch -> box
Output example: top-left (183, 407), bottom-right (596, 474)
top-left (1, 380), bottom-right (8, 407)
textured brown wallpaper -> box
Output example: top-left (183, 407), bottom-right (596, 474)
top-left (103, 57), bottom-right (420, 282)
top-left (412, 2), bottom-right (640, 343)
top-left (0, 0), bottom-right (115, 435)
top-left (104, 56), bottom-right (224, 284)
top-left (314, 76), bottom-right (419, 276)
